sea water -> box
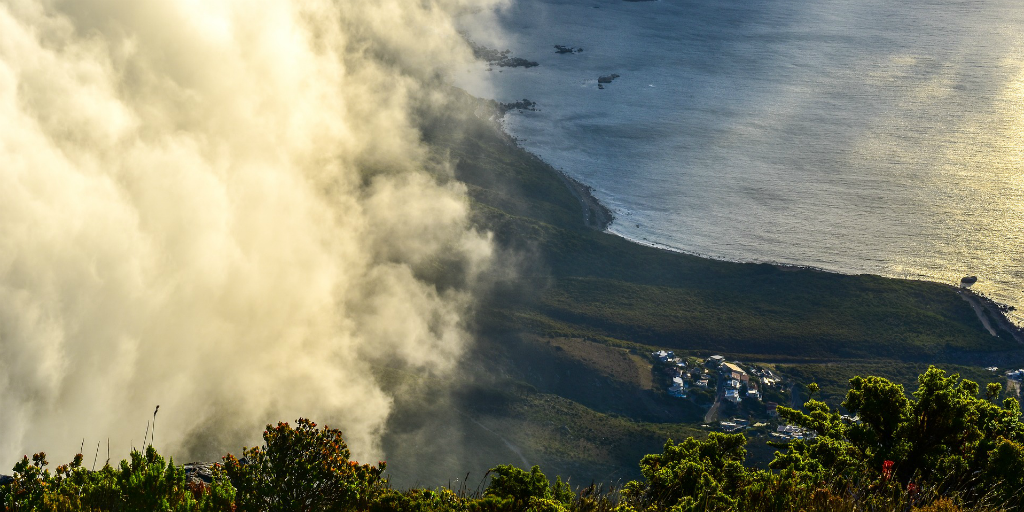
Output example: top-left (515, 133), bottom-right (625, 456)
top-left (458, 0), bottom-right (1024, 324)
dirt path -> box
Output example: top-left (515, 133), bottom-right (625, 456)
top-left (960, 291), bottom-right (999, 336)
top-left (959, 290), bottom-right (1024, 344)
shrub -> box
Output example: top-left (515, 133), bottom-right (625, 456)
top-left (0, 446), bottom-right (234, 511)
top-left (223, 418), bottom-right (387, 512)
top-left (482, 464), bottom-right (574, 512)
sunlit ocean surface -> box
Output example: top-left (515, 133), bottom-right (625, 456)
top-left (458, 0), bottom-right (1024, 324)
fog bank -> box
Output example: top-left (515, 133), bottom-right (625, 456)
top-left (0, 0), bottom-right (502, 464)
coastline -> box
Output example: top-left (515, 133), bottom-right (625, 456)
top-left (493, 115), bottom-right (1024, 337)
top-left (959, 289), bottom-right (1024, 345)
top-left (554, 171), bottom-right (614, 231)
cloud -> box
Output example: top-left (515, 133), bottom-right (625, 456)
top-left (0, 0), bottom-right (500, 464)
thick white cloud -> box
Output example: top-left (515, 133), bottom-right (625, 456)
top-left (0, 0), bottom-right (500, 464)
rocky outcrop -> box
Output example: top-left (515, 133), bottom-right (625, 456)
top-left (554, 45), bottom-right (584, 54)
top-left (182, 462), bottom-right (218, 484)
top-left (597, 74), bottom-right (620, 89)
top-left (470, 42), bottom-right (539, 68)
top-left (498, 99), bottom-right (538, 115)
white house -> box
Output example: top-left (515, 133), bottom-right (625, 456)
top-left (669, 376), bottom-right (688, 398)
top-left (725, 389), bottom-right (741, 403)
top-left (746, 385), bottom-right (761, 400)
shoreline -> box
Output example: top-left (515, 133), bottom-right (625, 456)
top-left (494, 114), bottom-right (1024, 335)
top-left (555, 171), bottom-right (614, 231)
top-left (494, 113), bottom-right (613, 231)
top-left (959, 289), bottom-right (1024, 345)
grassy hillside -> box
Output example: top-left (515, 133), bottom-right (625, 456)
top-left (427, 90), bottom-right (1020, 363)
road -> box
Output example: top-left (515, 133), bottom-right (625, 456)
top-left (704, 378), bottom-right (724, 423)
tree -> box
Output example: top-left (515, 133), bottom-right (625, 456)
top-left (481, 464), bottom-right (574, 512)
top-left (618, 433), bottom-right (747, 512)
top-left (775, 367), bottom-right (1024, 502)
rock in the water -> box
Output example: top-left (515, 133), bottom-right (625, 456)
top-left (554, 45), bottom-right (584, 54)
top-left (499, 99), bottom-right (538, 115)
top-left (469, 42), bottom-right (539, 68)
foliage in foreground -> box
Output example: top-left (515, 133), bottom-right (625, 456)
top-left (0, 446), bottom-right (233, 512)
top-left (3, 367), bottom-right (1023, 511)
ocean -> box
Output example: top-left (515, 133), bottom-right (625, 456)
top-left (457, 0), bottom-right (1024, 324)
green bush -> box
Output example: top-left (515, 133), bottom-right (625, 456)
top-left (482, 464), bottom-right (574, 512)
top-left (0, 446), bottom-right (234, 511)
top-left (2, 367), bottom-right (1021, 512)
top-left (223, 418), bottom-right (387, 512)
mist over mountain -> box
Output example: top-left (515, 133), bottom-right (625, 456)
top-left (0, 0), bottom-right (506, 465)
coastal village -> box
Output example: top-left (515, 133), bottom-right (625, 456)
top-left (649, 353), bottom-right (1024, 443)
top-left (650, 350), bottom-right (817, 441)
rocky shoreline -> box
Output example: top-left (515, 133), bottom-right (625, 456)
top-left (497, 98), bottom-right (538, 115)
top-left (555, 171), bottom-right (614, 231)
top-left (959, 289), bottom-right (1024, 344)
top-left (469, 41), bottom-right (538, 68)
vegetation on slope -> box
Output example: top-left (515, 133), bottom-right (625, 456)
top-left (4, 368), bottom-right (1023, 511)
top-left (373, 89), bottom-right (1024, 486)
top-left (425, 90), bottom-right (1021, 363)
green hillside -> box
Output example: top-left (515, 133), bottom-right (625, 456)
top-left (429, 91), bottom-right (1019, 363)
top-left (371, 89), bottom-right (1024, 488)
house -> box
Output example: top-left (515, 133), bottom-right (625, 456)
top-left (766, 402), bottom-right (779, 417)
top-left (776, 424), bottom-right (805, 439)
top-left (759, 369), bottom-right (780, 387)
top-left (774, 425), bottom-right (816, 440)
top-left (746, 384), bottom-right (761, 400)
top-left (653, 350), bottom-right (675, 363)
top-left (706, 355), bottom-right (725, 366)
top-left (719, 421), bottom-right (744, 432)
top-left (725, 379), bottom-right (741, 389)
top-left (668, 376), bottom-right (688, 398)
top-left (696, 378), bottom-right (710, 388)
top-left (722, 362), bottom-right (749, 383)
top-left (722, 362), bottom-right (744, 375)
top-left (725, 389), bottom-right (741, 403)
